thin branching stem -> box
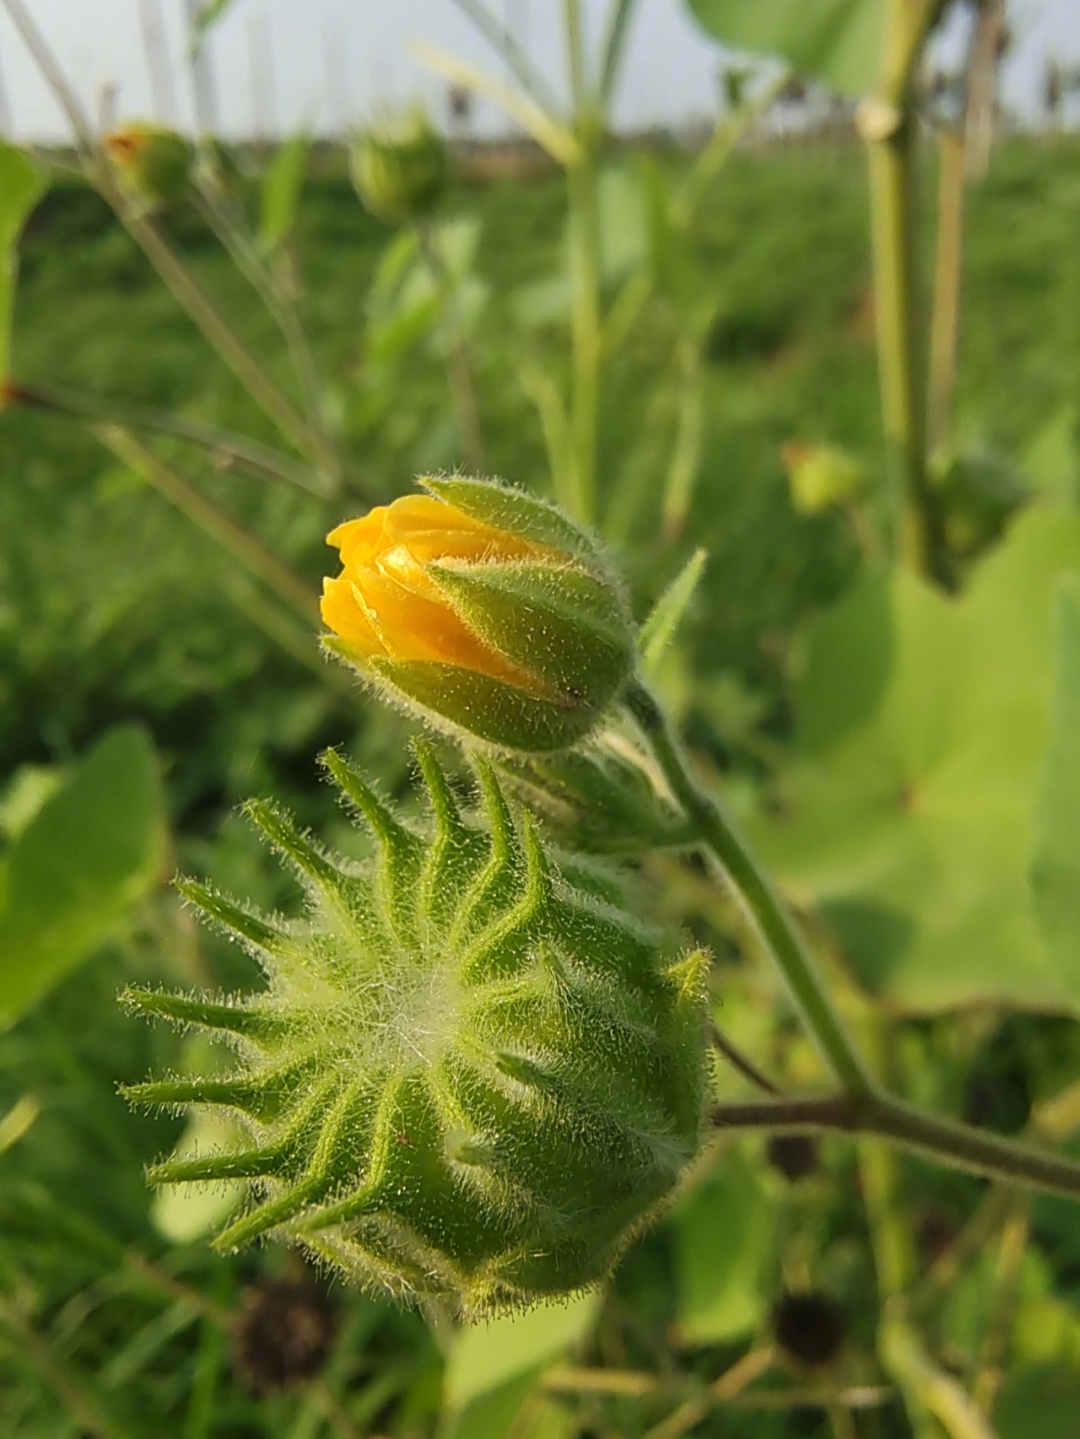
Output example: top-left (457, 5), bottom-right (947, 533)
top-left (627, 678), bottom-right (874, 1095)
top-left (7, 379), bottom-right (324, 494)
top-left (449, 0), bottom-right (565, 117)
top-left (94, 423), bottom-right (318, 625)
top-left (712, 1092), bottom-right (1080, 1201)
top-left (193, 188), bottom-right (343, 489)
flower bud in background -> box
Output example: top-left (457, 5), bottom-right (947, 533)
top-left (105, 123), bottom-right (194, 207)
top-left (350, 108), bottom-right (449, 225)
top-left (781, 441), bottom-right (867, 515)
top-left (321, 477), bottom-right (637, 752)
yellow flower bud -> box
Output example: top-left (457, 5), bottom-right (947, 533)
top-left (321, 478), bottom-right (636, 751)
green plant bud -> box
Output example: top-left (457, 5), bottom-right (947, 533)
top-left (350, 109), bottom-right (449, 225)
top-left (105, 123), bottom-right (194, 206)
top-left (498, 731), bottom-right (687, 855)
top-left (321, 478), bottom-right (638, 753)
top-left (123, 745), bottom-right (708, 1317)
top-left (781, 442), bottom-right (867, 515)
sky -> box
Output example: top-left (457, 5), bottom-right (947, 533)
top-left (0, 0), bottom-right (1077, 142)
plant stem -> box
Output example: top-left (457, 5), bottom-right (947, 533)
top-left (117, 208), bottom-right (320, 467)
top-left (711, 1023), bottom-right (781, 1096)
top-left (861, 0), bottom-right (947, 577)
top-left (598, 0), bottom-right (639, 112)
top-left (927, 128), bottom-right (966, 458)
top-left (95, 423), bottom-right (318, 625)
top-left (711, 1092), bottom-right (1080, 1201)
top-left (450, 0), bottom-right (564, 114)
top-left (626, 679), bottom-right (873, 1096)
top-left (864, 115), bottom-right (935, 574)
top-left (879, 1315), bottom-right (997, 1439)
top-left (193, 190), bottom-right (343, 490)
top-left (566, 155), bottom-right (602, 524)
top-left (563, 0), bottom-right (603, 524)
top-left (8, 379), bottom-right (324, 494)
top-left (414, 219), bottom-right (486, 470)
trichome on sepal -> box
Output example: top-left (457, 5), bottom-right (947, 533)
top-left (123, 741), bottom-right (709, 1317)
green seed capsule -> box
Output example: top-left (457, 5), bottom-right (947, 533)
top-left (124, 746), bottom-right (707, 1318)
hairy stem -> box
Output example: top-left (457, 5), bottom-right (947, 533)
top-left (711, 1092), bottom-right (1080, 1201)
top-left (627, 679), bottom-right (873, 1095)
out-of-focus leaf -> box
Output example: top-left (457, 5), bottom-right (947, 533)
top-left (412, 42), bottom-right (582, 168)
top-left (0, 764), bottom-right (64, 841)
top-left (752, 509), bottom-right (1080, 1011)
top-left (1031, 579), bottom-right (1080, 995)
top-left (1021, 404), bottom-right (1079, 509)
top-left (686, 0), bottom-right (884, 99)
top-left (640, 548), bottom-right (709, 675)
top-left (670, 1147), bottom-right (771, 1343)
top-left (151, 1110), bottom-right (247, 1243)
top-left (440, 1372), bottom-right (541, 1439)
top-left (259, 131), bottom-right (309, 252)
top-left (0, 141), bottom-right (47, 379)
top-left (597, 165), bottom-right (648, 284)
top-left (444, 1292), bottom-right (599, 1411)
top-left (996, 1367), bottom-right (1080, 1439)
top-left (0, 725), bottom-right (165, 1026)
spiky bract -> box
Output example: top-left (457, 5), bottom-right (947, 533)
top-left (125, 745), bottom-right (707, 1318)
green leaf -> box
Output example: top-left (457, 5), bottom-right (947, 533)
top-left (686, 0), bottom-right (884, 99)
top-left (151, 1110), bottom-right (247, 1243)
top-left (1020, 404), bottom-right (1079, 509)
top-left (751, 509), bottom-right (1080, 1011)
top-left (0, 725), bottom-right (166, 1026)
top-left (443, 1292), bottom-right (599, 1412)
top-left (996, 1367), bottom-right (1080, 1439)
top-left (1031, 579), bottom-right (1080, 995)
top-left (0, 141), bottom-right (47, 380)
top-left (440, 1372), bottom-right (541, 1439)
top-left (670, 1147), bottom-right (771, 1344)
top-left (259, 132), bottom-right (309, 252)
top-left (639, 549), bottom-right (708, 676)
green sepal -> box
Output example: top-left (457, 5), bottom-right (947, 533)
top-left (368, 657), bottom-right (600, 752)
top-left (123, 753), bottom-right (708, 1317)
top-left (427, 560), bottom-right (634, 706)
top-left (499, 740), bottom-right (687, 855)
top-left (421, 475), bottom-right (604, 565)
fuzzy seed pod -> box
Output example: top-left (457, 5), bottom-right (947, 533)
top-left (321, 478), bottom-right (637, 753)
top-left (350, 109), bottom-right (448, 224)
top-left (105, 124), bottom-right (194, 207)
top-left (124, 745), bottom-right (707, 1318)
